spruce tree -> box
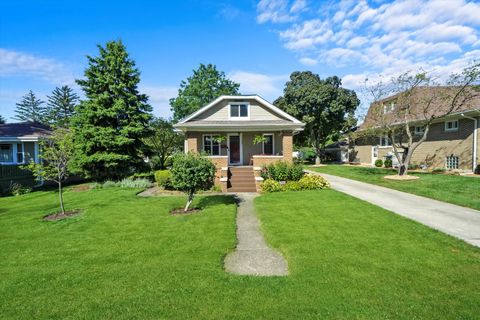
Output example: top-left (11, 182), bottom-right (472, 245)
top-left (0, 115), bottom-right (5, 124)
top-left (14, 90), bottom-right (46, 123)
top-left (73, 40), bottom-right (152, 180)
top-left (46, 85), bottom-right (79, 127)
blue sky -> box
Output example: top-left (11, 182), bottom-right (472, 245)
top-left (1, 0), bottom-right (479, 121)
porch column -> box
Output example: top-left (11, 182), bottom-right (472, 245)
top-left (282, 131), bottom-right (293, 163)
top-left (186, 133), bottom-right (198, 153)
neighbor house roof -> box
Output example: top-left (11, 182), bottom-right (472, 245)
top-left (0, 122), bottom-right (52, 141)
top-left (361, 86), bottom-right (480, 130)
top-left (174, 95), bottom-right (304, 131)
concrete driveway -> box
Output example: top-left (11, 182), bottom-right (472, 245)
top-left (307, 171), bottom-right (480, 248)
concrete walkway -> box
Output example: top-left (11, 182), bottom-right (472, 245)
top-left (224, 193), bottom-right (288, 276)
top-left (307, 170), bottom-right (480, 248)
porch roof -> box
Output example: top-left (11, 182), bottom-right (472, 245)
top-left (174, 120), bottom-right (304, 132)
top-left (0, 122), bottom-right (52, 141)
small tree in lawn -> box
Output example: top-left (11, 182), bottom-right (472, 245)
top-left (25, 128), bottom-right (74, 214)
top-left (362, 62), bottom-right (480, 176)
top-left (170, 153), bottom-right (215, 212)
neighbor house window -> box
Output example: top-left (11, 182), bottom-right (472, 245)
top-left (263, 134), bottom-right (274, 155)
top-left (379, 136), bottom-right (391, 147)
top-left (445, 156), bottom-right (459, 169)
top-left (16, 143), bottom-right (24, 163)
top-left (0, 144), bottom-right (13, 163)
top-left (383, 101), bottom-right (395, 114)
top-left (444, 120), bottom-right (458, 132)
top-left (414, 126), bottom-right (425, 135)
top-left (203, 135), bottom-right (221, 156)
top-left (229, 103), bottom-right (249, 118)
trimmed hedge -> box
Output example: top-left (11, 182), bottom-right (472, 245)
top-left (384, 159), bottom-right (393, 168)
top-left (260, 161), bottom-right (304, 181)
top-left (374, 159), bottom-right (383, 167)
top-left (155, 170), bottom-right (172, 188)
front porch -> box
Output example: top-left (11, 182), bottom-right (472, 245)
top-left (184, 131), bottom-right (294, 192)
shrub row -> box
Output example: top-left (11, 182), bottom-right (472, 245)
top-left (261, 174), bottom-right (330, 192)
top-left (374, 159), bottom-right (393, 168)
top-left (93, 178), bottom-right (153, 189)
top-left (260, 161), bottom-right (304, 181)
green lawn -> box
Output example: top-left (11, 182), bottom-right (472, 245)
top-left (1, 187), bottom-right (479, 319)
top-left (309, 165), bottom-right (480, 210)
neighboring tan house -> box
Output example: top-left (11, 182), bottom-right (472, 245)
top-left (0, 122), bottom-right (51, 191)
top-left (351, 87), bottom-right (480, 172)
top-left (174, 95), bottom-right (304, 192)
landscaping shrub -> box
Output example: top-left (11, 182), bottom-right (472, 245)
top-left (117, 178), bottom-right (153, 188)
top-left (432, 168), bottom-right (446, 174)
top-left (102, 180), bottom-right (117, 188)
top-left (384, 159), bottom-right (393, 168)
top-left (261, 161), bottom-right (305, 181)
top-left (299, 174), bottom-right (330, 190)
top-left (261, 179), bottom-right (283, 192)
top-left (8, 182), bottom-right (32, 196)
top-left (374, 159), bottom-right (383, 167)
top-left (154, 170), bottom-right (171, 188)
top-left (129, 172), bottom-right (154, 181)
top-left (284, 180), bottom-right (302, 191)
top-left (475, 164), bottom-right (480, 175)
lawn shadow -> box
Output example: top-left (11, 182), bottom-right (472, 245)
top-left (196, 195), bottom-right (236, 208)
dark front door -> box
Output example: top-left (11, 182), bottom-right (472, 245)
top-left (229, 135), bottom-right (240, 164)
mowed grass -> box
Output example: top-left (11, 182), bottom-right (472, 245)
top-left (309, 164), bottom-right (480, 210)
top-left (0, 187), bottom-right (479, 319)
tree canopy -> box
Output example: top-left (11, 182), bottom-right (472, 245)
top-left (143, 117), bottom-right (183, 170)
top-left (275, 71), bottom-right (359, 164)
top-left (170, 63), bottom-right (240, 122)
top-left (46, 85), bottom-right (79, 127)
top-left (14, 90), bottom-right (47, 123)
top-left (0, 115), bottom-right (5, 124)
top-left (72, 40), bottom-right (152, 180)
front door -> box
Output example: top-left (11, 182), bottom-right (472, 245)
top-left (229, 135), bottom-right (241, 165)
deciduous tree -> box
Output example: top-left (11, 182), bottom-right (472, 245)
top-left (143, 118), bottom-right (183, 169)
top-left (170, 64), bottom-right (240, 122)
top-left (275, 72), bottom-right (359, 164)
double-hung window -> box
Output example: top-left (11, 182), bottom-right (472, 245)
top-left (379, 136), bottom-right (391, 147)
top-left (0, 144), bottom-right (13, 163)
top-left (229, 103), bottom-right (249, 119)
top-left (263, 134), bottom-right (274, 155)
top-left (444, 120), bottom-right (458, 132)
top-left (203, 135), bottom-right (221, 156)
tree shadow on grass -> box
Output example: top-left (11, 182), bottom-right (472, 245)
top-left (196, 195), bottom-right (236, 209)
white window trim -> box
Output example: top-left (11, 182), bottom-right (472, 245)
top-left (262, 133), bottom-right (275, 155)
top-left (414, 126), bottom-right (425, 135)
top-left (202, 134), bottom-right (222, 156)
top-left (227, 133), bottom-right (243, 165)
top-left (228, 102), bottom-right (250, 120)
top-left (444, 120), bottom-right (459, 132)
top-left (378, 136), bottom-right (392, 148)
top-left (0, 142), bottom-right (25, 165)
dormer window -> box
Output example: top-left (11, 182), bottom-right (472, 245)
top-left (229, 103), bottom-right (249, 119)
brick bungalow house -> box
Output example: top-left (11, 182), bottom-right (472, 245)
top-left (351, 87), bottom-right (480, 172)
top-left (173, 95), bottom-right (304, 192)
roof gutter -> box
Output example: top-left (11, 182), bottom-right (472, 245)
top-left (461, 112), bottom-right (479, 173)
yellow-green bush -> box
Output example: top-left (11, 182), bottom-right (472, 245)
top-left (261, 179), bottom-right (283, 192)
top-left (298, 174), bottom-right (330, 190)
top-left (154, 170), bottom-right (171, 188)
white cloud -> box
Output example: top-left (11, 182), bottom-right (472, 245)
top-left (290, 0), bottom-right (307, 13)
top-left (140, 85), bottom-right (178, 119)
top-left (256, 0), bottom-right (308, 23)
top-left (299, 57), bottom-right (318, 66)
top-left (257, 0), bottom-right (480, 90)
top-left (228, 71), bottom-right (288, 100)
top-left (0, 48), bottom-right (74, 84)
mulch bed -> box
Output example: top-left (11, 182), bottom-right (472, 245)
top-left (383, 174), bottom-right (419, 181)
top-left (71, 184), bottom-right (91, 192)
top-left (170, 208), bottom-right (202, 215)
top-left (43, 210), bottom-right (81, 221)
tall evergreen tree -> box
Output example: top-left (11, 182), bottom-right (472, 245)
top-left (73, 40), bottom-right (153, 180)
top-left (46, 85), bottom-right (79, 127)
top-left (14, 90), bottom-right (46, 123)
top-left (170, 63), bottom-right (240, 122)
top-left (0, 115), bottom-right (5, 124)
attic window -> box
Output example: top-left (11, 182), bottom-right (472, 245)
top-left (229, 103), bottom-right (249, 119)
top-left (383, 102), bottom-right (395, 114)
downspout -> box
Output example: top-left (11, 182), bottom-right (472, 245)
top-left (461, 113), bottom-right (478, 173)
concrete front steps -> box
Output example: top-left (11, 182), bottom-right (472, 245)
top-left (228, 166), bottom-right (257, 193)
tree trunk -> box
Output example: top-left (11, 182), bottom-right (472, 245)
top-left (58, 181), bottom-right (65, 214)
top-left (184, 190), bottom-right (194, 212)
top-left (399, 150), bottom-right (413, 176)
top-left (315, 155), bottom-right (321, 165)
